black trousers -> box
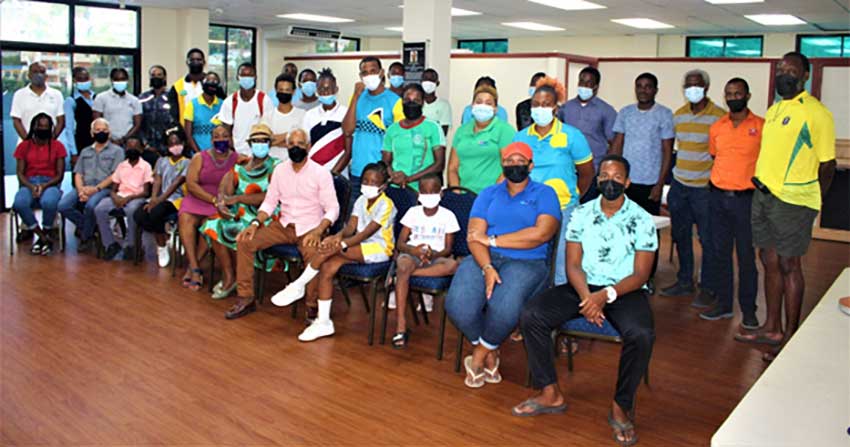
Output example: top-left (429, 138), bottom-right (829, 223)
top-left (710, 187), bottom-right (758, 315)
top-left (520, 284), bottom-right (655, 412)
top-left (134, 200), bottom-right (177, 234)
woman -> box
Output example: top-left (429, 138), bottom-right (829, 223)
top-left (448, 85), bottom-right (515, 194)
top-left (178, 125), bottom-right (238, 290)
top-left (12, 113), bottom-right (66, 255)
top-left (200, 124), bottom-right (279, 299)
top-left (183, 72), bottom-right (223, 156)
top-left (445, 142), bottom-right (560, 388)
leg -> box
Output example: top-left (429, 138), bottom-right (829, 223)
top-left (38, 186), bottom-right (62, 230)
top-left (690, 186), bottom-right (715, 292)
top-left (94, 197), bottom-right (118, 249)
top-left (709, 191), bottom-right (734, 312)
top-left (734, 194), bottom-right (758, 319)
top-left (444, 256), bottom-right (488, 347)
top-left (759, 248), bottom-right (784, 337)
top-left (12, 187), bottom-right (37, 229)
top-left (348, 175), bottom-right (361, 214)
top-left (122, 199), bottom-right (146, 248)
top-left (554, 205), bottom-right (575, 286)
top-left (779, 255), bottom-right (805, 336)
top-left (210, 240), bottom-right (235, 288)
top-left (82, 189), bottom-right (111, 241)
top-left (178, 212), bottom-right (205, 285)
top-left (58, 189), bottom-right (82, 231)
top-left (667, 181), bottom-right (695, 287)
top-left (394, 254), bottom-right (418, 334)
top-left (235, 223), bottom-right (298, 299)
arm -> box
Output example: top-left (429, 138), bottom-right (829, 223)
top-left (16, 160), bottom-right (35, 190)
top-left (651, 138), bottom-right (673, 201)
top-left (93, 111), bottom-right (102, 120)
top-left (406, 146), bottom-right (446, 184)
top-left (158, 175), bottom-right (185, 203)
top-left (434, 232), bottom-right (455, 259)
top-left (123, 182), bottom-right (152, 202)
top-left (819, 160), bottom-right (836, 198)
top-left (342, 83), bottom-right (364, 137)
top-left (46, 157), bottom-right (65, 189)
top-left (447, 147), bottom-right (460, 187)
top-left (148, 173), bottom-right (164, 202)
top-left (127, 113), bottom-right (143, 138)
top-left (12, 117), bottom-right (27, 140)
top-left (467, 217), bottom-right (501, 299)
top-left (576, 161), bottom-right (594, 197)
top-left (486, 214), bottom-right (560, 249)
top-left (54, 115), bottom-right (65, 138)
top-left (609, 133), bottom-right (624, 156)
top-left (183, 120), bottom-right (200, 153)
top-left (185, 154), bottom-right (216, 205)
top-left (331, 134), bottom-right (352, 175)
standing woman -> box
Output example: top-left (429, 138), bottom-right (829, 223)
top-left (139, 64), bottom-right (175, 167)
top-left (183, 72), bottom-right (223, 156)
top-left (178, 125), bottom-right (238, 290)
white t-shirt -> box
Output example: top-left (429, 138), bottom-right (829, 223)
top-left (10, 85), bottom-right (64, 135)
top-left (302, 102), bottom-right (348, 170)
top-left (218, 90), bottom-right (275, 155)
top-left (262, 105), bottom-right (306, 161)
top-left (401, 205), bottom-right (460, 253)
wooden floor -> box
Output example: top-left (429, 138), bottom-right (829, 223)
top-left (2, 216), bottom-right (848, 446)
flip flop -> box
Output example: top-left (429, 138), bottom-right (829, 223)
top-left (734, 332), bottom-right (783, 346)
top-left (483, 357), bottom-right (502, 384)
top-left (608, 411), bottom-right (639, 446)
top-left (511, 399), bottom-right (568, 417)
top-left (463, 355), bottom-right (486, 389)
top-left (391, 330), bottom-right (410, 349)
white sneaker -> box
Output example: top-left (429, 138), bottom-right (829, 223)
top-left (157, 245), bottom-right (171, 268)
top-left (416, 293), bottom-right (435, 313)
top-left (271, 283), bottom-right (305, 307)
top-left (387, 291), bottom-right (397, 310)
top-left (298, 320), bottom-right (335, 342)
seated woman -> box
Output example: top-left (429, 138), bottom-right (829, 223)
top-left (445, 142), bottom-right (560, 388)
top-left (200, 124), bottom-right (279, 299)
top-left (12, 113), bottom-right (67, 255)
top-left (271, 162), bottom-right (396, 342)
top-left (134, 127), bottom-right (189, 267)
top-left (178, 125), bottom-right (238, 291)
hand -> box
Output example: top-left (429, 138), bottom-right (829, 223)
top-left (236, 224), bottom-right (257, 243)
top-left (353, 81), bottom-right (366, 97)
top-left (114, 196), bottom-right (128, 208)
top-left (223, 195), bottom-right (239, 206)
top-left (82, 186), bottom-right (98, 196)
top-left (236, 154), bottom-right (251, 165)
top-left (301, 228), bottom-right (323, 248)
top-left (467, 229), bottom-right (489, 248)
top-left (579, 290), bottom-right (607, 327)
top-left (484, 267), bottom-right (502, 300)
top-left (319, 235), bottom-right (342, 255)
top-left (415, 244), bottom-right (431, 262)
top-left (32, 184), bottom-right (43, 199)
top-left (216, 202), bottom-right (234, 219)
top-left (78, 191), bottom-right (89, 202)
top-left (649, 183), bottom-right (663, 202)
top-left (145, 197), bottom-right (161, 211)
top-left (390, 171), bottom-right (407, 186)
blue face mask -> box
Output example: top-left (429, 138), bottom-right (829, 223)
top-left (112, 81), bottom-right (128, 93)
top-left (531, 107), bottom-right (554, 127)
top-left (389, 75), bottom-right (405, 88)
top-left (318, 94), bottom-right (336, 106)
top-left (238, 76), bottom-right (255, 90)
top-left (251, 142), bottom-right (270, 159)
top-left (528, 87), bottom-right (536, 98)
top-left (76, 81), bottom-right (92, 92)
top-left (471, 104), bottom-right (495, 123)
top-left (577, 86), bottom-right (594, 101)
top-left (301, 81), bottom-right (317, 97)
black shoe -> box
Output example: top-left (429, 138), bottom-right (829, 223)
top-left (660, 282), bottom-right (696, 297)
top-left (123, 246), bottom-right (136, 261)
top-left (225, 299), bottom-right (257, 320)
top-left (16, 229), bottom-right (34, 243)
top-left (104, 243), bottom-right (122, 260)
top-left (699, 306), bottom-right (734, 321)
top-left (30, 238), bottom-right (45, 255)
top-left (46, 227), bottom-right (60, 242)
top-left (741, 313), bottom-right (760, 330)
top-left (691, 289), bottom-right (717, 308)
top-left (40, 240), bottom-right (54, 256)
top-left (77, 238), bottom-right (94, 253)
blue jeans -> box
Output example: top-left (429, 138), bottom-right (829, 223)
top-left (58, 187), bottom-right (111, 241)
top-left (12, 176), bottom-right (62, 229)
top-left (710, 188), bottom-right (758, 315)
top-left (668, 180), bottom-right (715, 290)
top-left (554, 205), bottom-right (576, 286)
top-left (445, 254), bottom-right (548, 350)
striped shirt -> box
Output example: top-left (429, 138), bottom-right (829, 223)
top-left (672, 100), bottom-right (726, 187)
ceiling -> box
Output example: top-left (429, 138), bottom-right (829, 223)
top-left (103, 0), bottom-right (850, 39)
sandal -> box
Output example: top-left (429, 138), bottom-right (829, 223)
top-left (608, 410), bottom-right (639, 446)
top-left (511, 398), bottom-right (568, 417)
top-left (211, 282), bottom-right (237, 300)
top-left (188, 268), bottom-right (204, 292)
top-left (483, 356), bottom-right (502, 384)
top-left (463, 355), bottom-right (486, 388)
top-left (391, 330), bottom-right (411, 349)
top-left (211, 280), bottom-right (224, 295)
top-left (734, 332), bottom-right (783, 346)
top-left (181, 270), bottom-right (193, 288)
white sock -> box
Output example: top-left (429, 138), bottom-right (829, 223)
top-left (317, 299), bottom-right (332, 322)
top-left (295, 265), bottom-right (319, 286)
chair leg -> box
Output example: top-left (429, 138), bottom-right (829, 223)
top-left (9, 212), bottom-right (15, 256)
top-left (60, 217), bottom-right (66, 253)
top-left (566, 335), bottom-right (575, 373)
top-left (408, 293), bottom-right (420, 327)
top-left (171, 231), bottom-right (179, 277)
top-left (367, 280), bottom-right (380, 346)
top-left (379, 286), bottom-right (391, 345)
top-left (133, 226), bottom-right (142, 265)
top-left (418, 292), bottom-right (430, 326)
top-left (454, 331), bottom-right (464, 373)
top-left (437, 300), bottom-right (447, 360)
top-left (208, 249), bottom-right (216, 293)
top-left (360, 285), bottom-right (371, 314)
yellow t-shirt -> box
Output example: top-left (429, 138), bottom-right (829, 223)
top-left (755, 91), bottom-right (835, 210)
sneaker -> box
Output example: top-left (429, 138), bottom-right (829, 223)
top-left (691, 289), bottom-right (717, 308)
top-left (157, 245), bottom-right (171, 268)
top-left (660, 282), bottom-right (696, 297)
top-left (40, 240), bottom-right (53, 256)
top-left (16, 229), bottom-right (34, 243)
top-left (416, 293), bottom-right (434, 313)
top-left (30, 238), bottom-right (45, 255)
top-left (298, 320), bottom-right (335, 342)
top-left (699, 306), bottom-right (734, 321)
top-left (104, 243), bottom-right (123, 260)
top-left (271, 282), bottom-right (306, 307)
top-left (741, 313), bottom-right (760, 330)
top-left (387, 291), bottom-right (397, 310)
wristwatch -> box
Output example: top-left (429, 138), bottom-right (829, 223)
top-left (604, 286), bottom-right (618, 304)
top-left (250, 219), bottom-right (262, 228)
top-left (341, 241), bottom-right (349, 252)
top-left (488, 235), bottom-right (498, 247)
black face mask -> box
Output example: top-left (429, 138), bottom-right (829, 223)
top-left (402, 101), bottom-right (423, 120)
top-left (202, 82), bottom-right (219, 96)
top-left (150, 77), bottom-right (166, 89)
top-left (188, 62), bottom-right (204, 75)
top-left (288, 146), bottom-right (308, 163)
top-left (34, 128), bottom-right (52, 140)
top-left (726, 99), bottom-right (748, 113)
top-left (93, 131), bottom-right (110, 144)
top-left (126, 149), bottom-right (142, 161)
top-left (503, 164), bottom-right (530, 184)
top-left (276, 92), bottom-right (293, 104)
top-left (775, 74), bottom-right (801, 97)
top-left (598, 179), bottom-right (626, 201)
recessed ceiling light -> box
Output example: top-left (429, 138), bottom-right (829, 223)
top-left (704, 0), bottom-right (763, 4)
top-left (277, 13), bottom-right (354, 23)
top-left (397, 5), bottom-right (483, 16)
top-left (528, 0), bottom-right (606, 10)
top-left (745, 14), bottom-right (806, 25)
top-left (611, 18), bottom-right (674, 29)
top-left (385, 26), bottom-right (404, 32)
top-left (502, 21), bottom-right (566, 31)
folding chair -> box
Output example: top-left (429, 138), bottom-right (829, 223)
top-left (9, 207), bottom-right (66, 256)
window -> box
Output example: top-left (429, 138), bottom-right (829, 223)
top-left (315, 37), bottom-right (361, 53)
top-left (458, 39), bottom-right (509, 54)
top-left (797, 34), bottom-right (850, 58)
top-left (208, 24), bottom-right (256, 95)
top-left (687, 36), bottom-right (763, 58)
top-left (0, 1), bottom-right (69, 45)
top-left (74, 5), bottom-right (137, 48)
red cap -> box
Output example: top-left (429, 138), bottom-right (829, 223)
top-left (501, 142), bottom-right (533, 162)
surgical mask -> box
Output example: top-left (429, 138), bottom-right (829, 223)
top-left (301, 81), bottom-right (317, 97)
top-left (531, 107), bottom-right (554, 127)
top-left (503, 164), bottom-right (530, 183)
top-left (775, 74), bottom-right (801, 97)
top-left (389, 75), bottom-right (405, 88)
top-left (361, 185), bottom-right (381, 200)
top-left (76, 81), bottom-right (92, 92)
top-left (213, 140), bottom-right (230, 154)
top-left (419, 194), bottom-right (441, 209)
top-left (112, 81), bottom-right (128, 93)
top-left (684, 86), bottom-right (705, 104)
top-left (402, 101), bottom-right (423, 120)
top-left (422, 81), bottom-right (437, 94)
top-left (30, 73), bottom-right (46, 87)
top-left (34, 128), bottom-right (52, 140)
top-left (276, 92), bottom-right (293, 104)
top-left (126, 149), bottom-right (142, 162)
top-left (168, 144), bottom-right (184, 156)
top-left (577, 86), bottom-right (594, 101)
top-left (726, 98), bottom-right (748, 113)
top-left (471, 104), bottom-right (495, 123)
top-left (188, 61), bottom-right (204, 74)
top-left (318, 94), bottom-right (336, 106)
top-left (598, 179), bottom-right (626, 201)
top-left (150, 77), bottom-right (166, 89)
top-left (362, 74), bottom-right (382, 91)
top-left (238, 76), bottom-right (255, 90)
top-left (528, 87), bottom-right (536, 98)
top-left (251, 142), bottom-right (270, 159)
top-left (288, 145), bottom-right (308, 163)
top-left (93, 131), bottom-right (110, 144)
top-left (202, 82), bottom-right (219, 96)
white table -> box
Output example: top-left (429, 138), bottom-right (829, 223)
top-left (712, 268), bottom-right (850, 447)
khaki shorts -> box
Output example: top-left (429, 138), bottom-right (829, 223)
top-left (751, 189), bottom-right (818, 257)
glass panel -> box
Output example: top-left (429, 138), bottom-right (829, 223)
top-left (725, 37), bottom-right (762, 57)
top-left (484, 40), bottom-right (509, 54)
top-left (799, 36), bottom-right (843, 58)
top-left (844, 36), bottom-right (850, 57)
top-left (226, 27), bottom-right (254, 95)
top-left (315, 40), bottom-right (337, 53)
top-left (341, 38), bottom-right (359, 52)
top-left (688, 38), bottom-right (724, 57)
top-left (0, 1), bottom-right (69, 45)
top-left (74, 6), bottom-right (137, 48)
top-left (459, 41), bottom-right (484, 53)
top-left (73, 53), bottom-right (135, 95)
top-left (208, 25), bottom-right (227, 90)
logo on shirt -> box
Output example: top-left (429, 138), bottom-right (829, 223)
top-left (782, 116), bottom-right (791, 126)
top-left (368, 107), bottom-right (387, 131)
top-left (748, 128), bottom-right (758, 136)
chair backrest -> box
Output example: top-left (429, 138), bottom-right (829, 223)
top-left (440, 186), bottom-right (477, 258)
top-left (383, 185), bottom-right (419, 240)
top-left (331, 175), bottom-right (351, 235)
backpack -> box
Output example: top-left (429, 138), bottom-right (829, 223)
top-left (231, 91), bottom-right (265, 118)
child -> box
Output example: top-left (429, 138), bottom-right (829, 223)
top-left (391, 173), bottom-right (459, 349)
top-left (272, 161), bottom-right (397, 342)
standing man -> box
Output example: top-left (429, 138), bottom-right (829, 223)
top-left (700, 78), bottom-right (763, 328)
top-left (557, 66), bottom-right (617, 202)
top-left (516, 72), bottom-right (546, 130)
top-left (93, 68), bottom-right (142, 144)
top-left (282, 62), bottom-right (302, 103)
top-left (293, 68), bottom-right (320, 111)
top-left (60, 67), bottom-right (95, 165)
top-left (421, 68), bottom-right (452, 136)
top-left (735, 52), bottom-right (835, 362)
top-left (302, 68), bottom-right (350, 174)
top-left (263, 73), bottom-right (306, 161)
top-left (218, 63), bottom-right (274, 156)
top-left (168, 48), bottom-right (206, 127)
top-left (662, 69), bottom-right (726, 305)
top-left (11, 61), bottom-right (65, 141)
top-left (139, 65), bottom-right (175, 166)
top-left (388, 62), bottom-right (406, 98)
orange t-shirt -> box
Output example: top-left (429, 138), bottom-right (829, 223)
top-left (709, 111), bottom-right (764, 191)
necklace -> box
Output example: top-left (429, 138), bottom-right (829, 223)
top-left (210, 150), bottom-right (231, 168)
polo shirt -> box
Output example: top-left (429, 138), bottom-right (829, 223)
top-left (60, 89), bottom-right (94, 155)
top-left (709, 111), bottom-right (764, 191)
top-left (673, 100), bottom-right (726, 187)
top-left (470, 180), bottom-right (561, 260)
top-left (755, 91), bottom-right (835, 210)
top-left (218, 90), bottom-right (275, 156)
top-left (352, 192), bottom-right (397, 257)
top-left (382, 117), bottom-right (446, 191)
top-left (557, 96), bottom-right (618, 171)
top-left (513, 119), bottom-right (593, 209)
top-left (423, 98), bottom-right (452, 130)
top-left (13, 139), bottom-right (67, 178)
top-left (303, 102), bottom-right (348, 169)
top-left (183, 94), bottom-right (222, 152)
top-left (10, 85), bottom-right (64, 135)
top-left (351, 89), bottom-right (403, 177)
top-left (73, 143), bottom-right (125, 186)
top-left (112, 159), bottom-right (154, 197)
top-left (566, 196), bottom-right (658, 287)
top-left (92, 89), bottom-right (142, 140)
top-left (460, 104), bottom-right (509, 126)
top-left (612, 103), bottom-right (675, 185)
top-left (451, 117), bottom-right (515, 194)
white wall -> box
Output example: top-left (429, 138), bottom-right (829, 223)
top-left (821, 66), bottom-right (850, 140)
top-left (509, 35), bottom-right (658, 57)
top-left (141, 7), bottom-right (208, 87)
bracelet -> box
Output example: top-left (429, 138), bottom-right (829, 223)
top-left (341, 241), bottom-right (349, 252)
top-left (488, 235), bottom-right (498, 247)
top-left (481, 264), bottom-right (494, 276)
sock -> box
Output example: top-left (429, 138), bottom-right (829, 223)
top-left (317, 299), bottom-right (332, 323)
top-left (295, 265), bottom-right (319, 286)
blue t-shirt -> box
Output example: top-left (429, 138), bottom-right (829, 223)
top-left (461, 104), bottom-right (509, 126)
top-left (612, 103), bottom-right (674, 185)
top-left (351, 89), bottom-right (402, 177)
top-left (557, 96), bottom-right (618, 171)
top-left (470, 180), bottom-right (561, 260)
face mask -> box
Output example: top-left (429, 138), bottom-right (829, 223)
top-left (213, 140), bottom-right (230, 154)
top-left (503, 164), bottom-right (530, 184)
top-left (76, 81), bottom-right (92, 92)
top-left (251, 142), bottom-right (270, 159)
top-left (318, 94), bottom-right (336, 106)
top-left (389, 75), bottom-right (405, 88)
top-left (238, 76), bottom-right (255, 90)
top-left (598, 179), bottom-right (626, 201)
top-left (577, 86), bottom-right (594, 101)
top-left (471, 104), bottom-right (495, 123)
top-left (301, 81), bottom-right (317, 97)
top-left (288, 145), bottom-right (308, 163)
top-left (150, 77), bottom-right (166, 89)
top-left (93, 131), bottom-right (110, 144)
top-left (112, 81), bottom-right (128, 93)
top-left (422, 81), bottom-right (437, 94)
top-left (168, 144), bottom-right (184, 156)
top-left (276, 92), bottom-right (293, 104)
top-left (684, 86), bottom-right (705, 104)
top-left (34, 129), bottom-right (52, 140)
top-left (362, 74), bottom-right (382, 91)
top-left (188, 61), bottom-right (204, 74)
top-left (531, 107), bottom-right (554, 127)
top-left (726, 98), bottom-right (748, 113)
top-left (126, 149), bottom-right (142, 162)
top-left (202, 82), bottom-right (219, 96)
top-left (30, 73), bottom-right (46, 87)
top-left (361, 185), bottom-right (381, 200)
top-left (419, 194), bottom-right (441, 209)
top-left (528, 87), bottom-right (536, 98)
top-left (402, 101), bottom-right (423, 120)
top-left (775, 74), bottom-right (801, 97)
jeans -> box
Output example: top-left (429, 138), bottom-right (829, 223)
top-left (521, 284), bottom-right (654, 412)
top-left (445, 254), bottom-right (548, 350)
top-left (58, 187), bottom-right (111, 241)
top-left (668, 180), bottom-right (715, 290)
top-left (554, 205), bottom-right (576, 286)
top-left (12, 176), bottom-right (62, 229)
top-left (349, 175), bottom-right (361, 214)
top-left (94, 197), bottom-right (146, 249)
top-left (710, 188), bottom-right (758, 315)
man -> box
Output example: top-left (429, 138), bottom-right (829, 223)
top-left (293, 69), bottom-right (320, 111)
top-left (224, 129), bottom-right (339, 321)
top-left (282, 62), bottom-right (302, 103)
top-left (58, 118), bottom-right (125, 249)
top-left (139, 65), bottom-right (175, 167)
top-left (460, 76), bottom-right (509, 126)
top-left (11, 61), bottom-right (65, 141)
top-left (60, 67), bottom-right (95, 165)
top-left (168, 48), bottom-right (206, 127)
top-left (218, 62), bottom-right (274, 156)
top-left (93, 68), bottom-right (142, 144)
top-left (662, 69), bottom-right (726, 305)
top-left (388, 61), bottom-right (406, 98)
top-left (735, 52), bottom-right (835, 362)
top-left (700, 78), bottom-right (763, 328)
top-left (557, 66), bottom-right (617, 202)
top-left (263, 73), bottom-right (306, 161)
top-left (421, 68), bottom-right (452, 136)
top-left (514, 154), bottom-right (656, 447)
top-left (302, 68), bottom-right (350, 174)
top-left (516, 72), bottom-right (546, 130)
top-left (342, 56), bottom-right (403, 205)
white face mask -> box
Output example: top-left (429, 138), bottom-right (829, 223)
top-left (419, 193), bottom-right (441, 209)
top-left (684, 86), bottom-right (705, 104)
top-left (361, 185), bottom-right (381, 199)
top-left (422, 81), bottom-right (437, 94)
top-left (362, 74), bottom-right (382, 91)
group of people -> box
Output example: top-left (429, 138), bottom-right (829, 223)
top-left (10, 48), bottom-right (836, 446)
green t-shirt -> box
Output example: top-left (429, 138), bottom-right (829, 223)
top-left (382, 117), bottom-right (446, 190)
top-left (450, 117), bottom-right (516, 194)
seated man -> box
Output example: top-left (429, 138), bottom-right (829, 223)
top-left (513, 154), bottom-right (657, 447)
